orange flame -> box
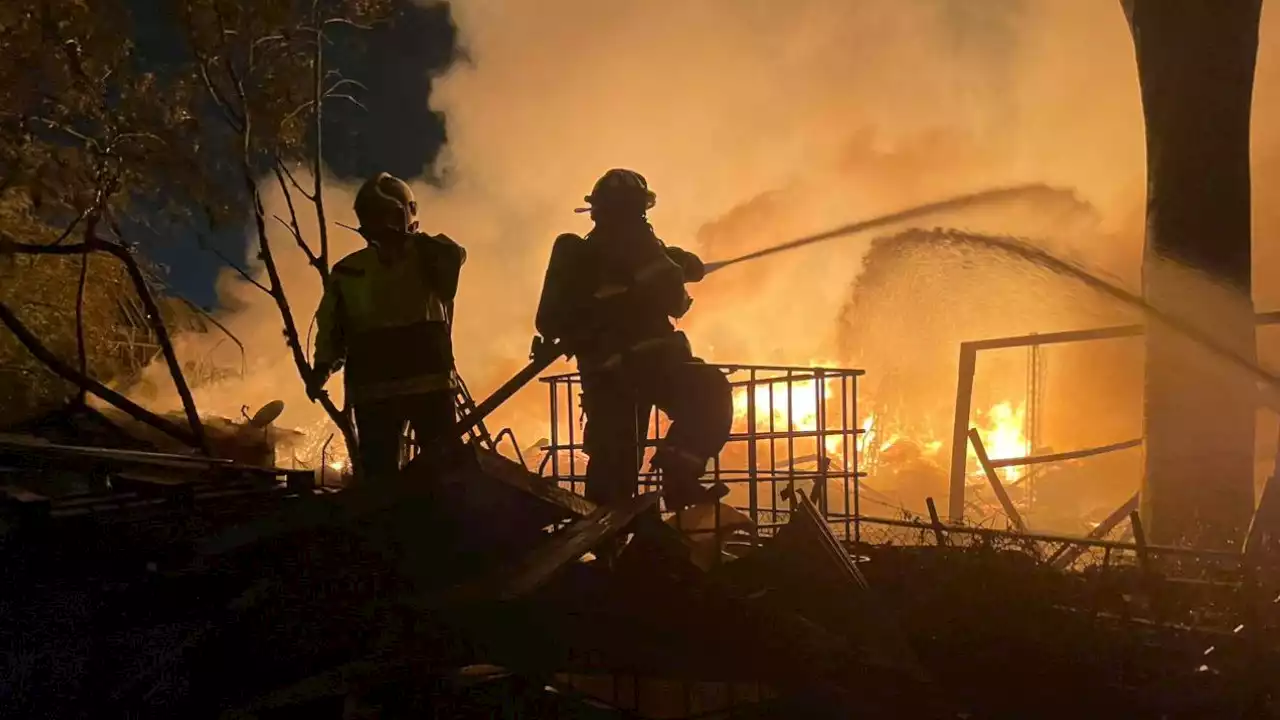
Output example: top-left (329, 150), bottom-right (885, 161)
top-left (971, 401), bottom-right (1028, 484)
top-left (729, 372), bottom-right (846, 464)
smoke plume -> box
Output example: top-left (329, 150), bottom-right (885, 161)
top-left (125, 1), bottom-right (1280, 486)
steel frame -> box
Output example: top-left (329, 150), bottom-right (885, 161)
top-left (947, 311), bottom-right (1280, 524)
top-left (533, 360), bottom-right (1247, 582)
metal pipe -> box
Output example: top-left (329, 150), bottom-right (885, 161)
top-left (989, 438), bottom-right (1144, 469)
top-left (948, 345), bottom-right (977, 522)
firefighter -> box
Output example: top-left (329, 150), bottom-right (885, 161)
top-left (535, 168), bottom-right (732, 510)
top-left (309, 172), bottom-right (466, 480)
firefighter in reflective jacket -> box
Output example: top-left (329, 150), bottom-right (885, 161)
top-left (311, 172), bottom-right (466, 479)
top-left (535, 169), bottom-right (731, 510)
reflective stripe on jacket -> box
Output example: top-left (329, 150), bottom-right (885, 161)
top-left (313, 233), bottom-right (465, 403)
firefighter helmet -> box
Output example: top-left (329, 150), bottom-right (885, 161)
top-left (354, 172), bottom-right (419, 235)
top-left (576, 168), bottom-right (657, 215)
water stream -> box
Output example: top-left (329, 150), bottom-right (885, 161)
top-left (703, 185), bottom-right (1280, 412)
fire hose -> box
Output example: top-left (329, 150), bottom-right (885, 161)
top-left (207, 184), bottom-right (1280, 555)
top-left (453, 180), bottom-right (1280, 454)
top-left (444, 184), bottom-right (1057, 444)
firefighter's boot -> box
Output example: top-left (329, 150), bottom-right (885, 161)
top-left (652, 448), bottom-right (728, 512)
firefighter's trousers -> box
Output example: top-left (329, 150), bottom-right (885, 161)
top-left (352, 389), bottom-right (456, 480)
top-left (580, 350), bottom-right (732, 506)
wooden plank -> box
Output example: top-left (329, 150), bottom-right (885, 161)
top-left (1, 485), bottom-right (50, 504)
top-left (1049, 492), bottom-right (1140, 569)
top-left (473, 449), bottom-right (596, 520)
top-left (968, 428), bottom-right (1026, 532)
top-left (987, 438), bottom-right (1143, 469)
top-left (480, 492), bottom-right (661, 602)
top-left (0, 485), bottom-right (52, 521)
top-left (766, 495), bottom-right (929, 683)
top-left (111, 472), bottom-right (196, 506)
top-left (925, 497), bottom-right (947, 547)
top-left (113, 471), bottom-right (190, 488)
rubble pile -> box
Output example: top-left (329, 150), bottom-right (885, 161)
top-left (2, 361), bottom-right (1279, 719)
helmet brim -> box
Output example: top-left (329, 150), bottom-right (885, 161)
top-left (576, 192), bottom-right (656, 215)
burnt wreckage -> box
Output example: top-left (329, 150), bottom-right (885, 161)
top-left (2, 350), bottom-right (1280, 720)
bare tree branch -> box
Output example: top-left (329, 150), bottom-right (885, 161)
top-left (75, 251), bottom-right (89, 404)
top-left (273, 214), bottom-right (319, 265)
top-left (276, 161), bottom-right (315, 202)
top-left (172, 294), bottom-right (247, 378)
top-left (108, 131), bottom-right (165, 151)
top-left (323, 94), bottom-right (367, 112)
top-left (212, 4), bottom-right (250, 114)
top-left (0, 237), bottom-right (93, 255)
top-left (17, 114), bottom-right (101, 150)
top-left (0, 299), bottom-right (200, 448)
top-left (311, 0), bottom-right (331, 274)
top-left (324, 77), bottom-right (367, 95)
top-left (244, 171), bottom-right (355, 468)
top-left (1, 230), bottom-right (211, 454)
top-left (271, 163), bottom-right (322, 274)
top-left (180, 4), bottom-right (245, 131)
top-left (174, 0), bottom-right (372, 475)
top-left (201, 59), bottom-right (245, 131)
top-left (95, 227), bottom-right (209, 455)
top-left (196, 233), bottom-right (272, 295)
top-left (51, 209), bottom-right (89, 247)
top-left (323, 17), bottom-right (376, 30)
top-left (281, 100), bottom-right (315, 126)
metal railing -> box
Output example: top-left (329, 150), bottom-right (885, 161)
top-left (948, 311), bottom-right (1280, 523)
top-left (538, 363), bottom-right (867, 542)
top-left (533, 361), bottom-right (1254, 583)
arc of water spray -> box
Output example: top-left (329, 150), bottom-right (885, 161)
top-left (701, 187), bottom-right (1280, 414)
top-left (701, 184), bottom-right (1060, 275)
top-left (975, 235), bottom-right (1280, 414)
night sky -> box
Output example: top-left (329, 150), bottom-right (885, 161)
top-left (125, 0), bottom-right (458, 307)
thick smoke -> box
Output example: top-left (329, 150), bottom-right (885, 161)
top-left (422, 0), bottom-right (1152, 441)
top-left (126, 1), bottom-right (1280, 481)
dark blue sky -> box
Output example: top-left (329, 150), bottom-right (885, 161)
top-left (126, 0), bottom-right (457, 307)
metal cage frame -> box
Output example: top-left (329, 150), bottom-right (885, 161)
top-left (537, 363), bottom-right (868, 542)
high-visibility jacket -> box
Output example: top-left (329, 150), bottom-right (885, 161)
top-left (535, 220), bottom-right (703, 370)
top-left (313, 233), bottom-right (466, 403)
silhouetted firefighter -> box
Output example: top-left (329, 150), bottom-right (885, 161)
top-left (536, 169), bottom-right (732, 510)
top-left (311, 172), bottom-right (467, 480)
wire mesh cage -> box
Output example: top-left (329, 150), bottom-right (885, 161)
top-left (538, 363), bottom-right (868, 540)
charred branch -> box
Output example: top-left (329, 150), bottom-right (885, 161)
top-left (270, 163), bottom-right (320, 273)
top-left (0, 299), bottom-right (198, 447)
top-left (74, 251), bottom-right (88, 403)
top-left (242, 169), bottom-right (354, 463)
top-left (93, 229), bottom-right (209, 455)
top-left (196, 232), bottom-right (271, 294)
top-left (3, 233), bottom-right (211, 455)
top-left (311, 0), bottom-right (331, 275)
top-left (171, 293), bottom-right (247, 378)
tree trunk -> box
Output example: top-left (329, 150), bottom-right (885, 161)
top-left (1124, 0), bottom-right (1263, 548)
